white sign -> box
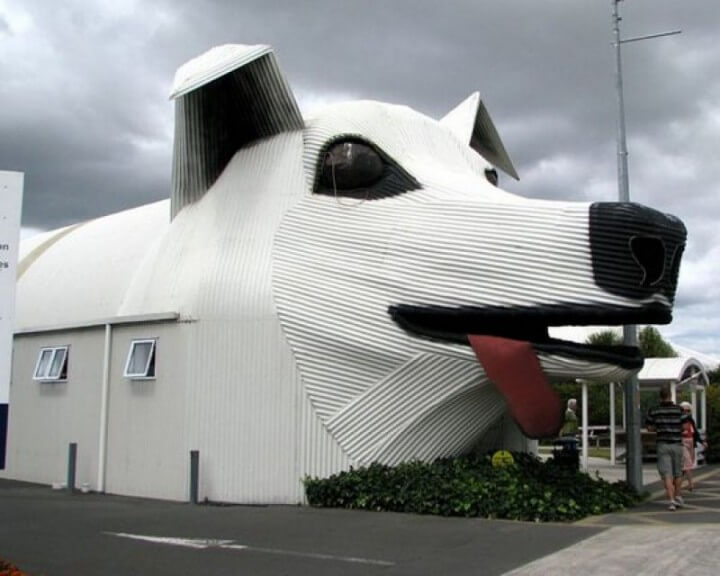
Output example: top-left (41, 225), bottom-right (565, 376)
top-left (0, 171), bottom-right (23, 468)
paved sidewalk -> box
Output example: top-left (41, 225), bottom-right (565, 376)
top-left (505, 465), bottom-right (720, 575)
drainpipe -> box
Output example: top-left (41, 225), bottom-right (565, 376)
top-left (97, 323), bottom-right (112, 492)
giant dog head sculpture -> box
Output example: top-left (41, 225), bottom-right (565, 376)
top-left (165, 45), bottom-right (686, 465)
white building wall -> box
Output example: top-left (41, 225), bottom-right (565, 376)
top-left (104, 322), bottom-right (188, 500)
top-left (1, 329), bottom-right (105, 487)
top-left (182, 318), bottom-right (304, 504)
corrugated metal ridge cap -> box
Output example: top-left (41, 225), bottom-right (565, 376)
top-left (170, 44), bottom-right (272, 100)
top-left (15, 312), bottom-right (185, 335)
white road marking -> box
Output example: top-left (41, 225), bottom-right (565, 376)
top-left (107, 532), bottom-right (395, 566)
top-left (109, 533), bottom-right (239, 549)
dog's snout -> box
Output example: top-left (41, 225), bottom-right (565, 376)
top-left (589, 202), bottom-right (686, 303)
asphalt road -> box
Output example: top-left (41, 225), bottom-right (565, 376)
top-left (5, 468), bottom-right (720, 575)
top-left (1, 479), bottom-right (601, 576)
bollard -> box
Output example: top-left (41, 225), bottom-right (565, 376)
top-left (67, 442), bottom-right (77, 494)
top-left (190, 450), bottom-right (199, 504)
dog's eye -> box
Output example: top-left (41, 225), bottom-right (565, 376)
top-left (320, 141), bottom-right (384, 190)
top-left (485, 168), bottom-right (499, 187)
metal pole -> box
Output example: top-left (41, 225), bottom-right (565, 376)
top-left (612, 0), bottom-right (630, 205)
top-left (612, 0), bottom-right (643, 492)
top-left (190, 450), bottom-right (199, 504)
top-left (67, 442), bottom-right (77, 494)
top-left (581, 381), bottom-right (589, 472)
top-left (610, 381), bottom-right (616, 465)
top-left (611, 0), bottom-right (680, 492)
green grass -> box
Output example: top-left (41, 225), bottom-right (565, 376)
top-left (587, 447), bottom-right (611, 460)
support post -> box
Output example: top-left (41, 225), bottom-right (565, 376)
top-left (581, 381), bottom-right (589, 472)
top-left (67, 442), bottom-right (77, 494)
top-left (190, 450), bottom-right (199, 504)
top-left (97, 323), bottom-right (112, 493)
top-left (610, 381), bottom-right (616, 466)
top-left (623, 348), bottom-right (643, 490)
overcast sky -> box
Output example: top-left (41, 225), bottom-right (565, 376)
top-left (1, 0), bottom-right (718, 358)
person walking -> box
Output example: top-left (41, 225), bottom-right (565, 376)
top-left (645, 386), bottom-right (685, 511)
top-left (556, 398), bottom-right (579, 468)
top-left (680, 401), bottom-right (706, 491)
top-left (560, 398), bottom-right (579, 438)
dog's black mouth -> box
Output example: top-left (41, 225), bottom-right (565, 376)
top-left (388, 303), bottom-right (673, 370)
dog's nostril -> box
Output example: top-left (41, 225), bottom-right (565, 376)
top-left (629, 236), bottom-right (665, 288)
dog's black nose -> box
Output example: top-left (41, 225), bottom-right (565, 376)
top-left (589, 202), bottom-right (686, 304)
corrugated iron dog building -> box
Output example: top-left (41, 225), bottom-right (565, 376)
top-left (1, 45), bottom-right (686, 503)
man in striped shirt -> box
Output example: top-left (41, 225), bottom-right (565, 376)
top-left (645, 385), bottom-right (686, 511)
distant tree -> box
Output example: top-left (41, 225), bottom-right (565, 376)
top-left (585, 327), bottom-right (676, 358)
top-left (637, 326), bottom-right (676, 358)
top-left (586, 330), bottom-right (622, 347)
top-left (707, 366), bottom-right (720, 385)
top-left (578, 327), bottom-right (675, 426)
top-left (707, 385), bottom-right (720, 462)
top-left (706, 366), bottom-right (720, 462)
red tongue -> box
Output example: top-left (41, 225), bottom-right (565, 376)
top-left (469, 335), bottom-right (563, 439)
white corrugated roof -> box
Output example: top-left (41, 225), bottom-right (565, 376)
top-left (672, 344), bottom-right (720, 371)
top-left (15, 200), bottom-right (170, 331)
top-left (638, 356), bottom-right (708, 386)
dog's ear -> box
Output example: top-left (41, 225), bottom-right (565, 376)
top-left (169, 45), bottom-right (304, 218)
top-left (441, 92), bottom-right (519, 181)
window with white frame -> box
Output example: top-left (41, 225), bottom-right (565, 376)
top-left (124, 339), bottom-right (156, 379)
top-left (33, 346), bottom-right (69, 381)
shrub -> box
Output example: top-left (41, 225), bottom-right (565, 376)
top-left (304, 453), bottom-right (642, 522)
top-left (0, 558), bottom-right (29, 576)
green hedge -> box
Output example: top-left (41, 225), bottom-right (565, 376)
top-left (304, 453), bottom-right (642, 522)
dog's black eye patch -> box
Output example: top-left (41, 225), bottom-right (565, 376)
top-left (314, 138), bottom-right (420, 199)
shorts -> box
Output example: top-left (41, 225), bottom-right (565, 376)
top-left (656, 442), bottom-right (684, 479)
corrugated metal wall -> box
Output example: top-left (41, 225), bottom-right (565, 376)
top-left (104, 323), bottom-right (189, 500)
top-left (183, 319), bottom-right (303, 503)
top-left (117, 132), bottom-right (337, 503)
top-left (2, 329), bottom-right (105, 486)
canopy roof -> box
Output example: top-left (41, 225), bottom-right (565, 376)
top-left (638, 356), bottom-right (709, 387)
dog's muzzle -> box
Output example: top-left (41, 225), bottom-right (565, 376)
top-left (590, 202), bottom-right (686, 303)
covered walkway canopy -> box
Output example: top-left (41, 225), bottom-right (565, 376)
top-left (576, 356), bottom-right (709, 471)
top-left (638, 356), bottom-right (708, 430)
